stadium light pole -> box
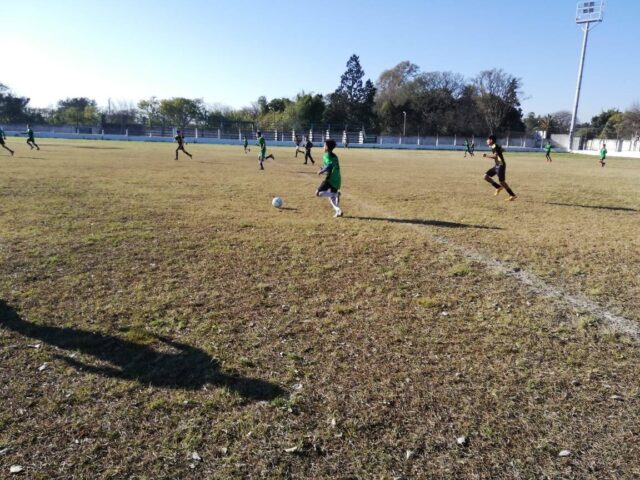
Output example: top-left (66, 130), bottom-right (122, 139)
top-left (569, 1), bottom-right (604, 152)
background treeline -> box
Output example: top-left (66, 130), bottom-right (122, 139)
top-left (1, 54), bottom-right (638, 138)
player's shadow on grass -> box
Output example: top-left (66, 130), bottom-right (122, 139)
top-left (545, 202), bottom-right (638, 213)
top-left (0, 300), bottom-right (284, 401)
top-left (348, 216), bottom-right (501, 230)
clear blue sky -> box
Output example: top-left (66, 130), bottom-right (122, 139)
top-left (3, 0), bottom-right (638, 121)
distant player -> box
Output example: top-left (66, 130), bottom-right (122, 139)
top-left (483, 135), bottom-right (517, 201)
top-left (23, 125), bottom-right (40, 150)
top-left (599, 143), bottom-right (607, 167)
top-left (316, 138), bottom-right (342, 217)
top-left (243, 136), bottom-right (250, 153)
top-left (470, 141), bottom-right (476, 155)
top-left (303, 137), bottom-right (314, 165)
top-left (0, 126), bottom-right (15, 156)
top-left (256, 131), bottom-right (274, 170)
top-left (544, 141), bottom-right (553, 162)
top-left (294, 134), bottom-right (304, 158)
top-left (174, 130), bottom-right (192, 160)
top-left (464, 139), bottom-right (474, 157)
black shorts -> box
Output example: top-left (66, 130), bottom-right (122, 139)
top-left (486, 164), bottom-right (506, 182)
top-left (0, 138), bottom-right (4, 145)
top-left (317, 178), bottom-right (337, 193)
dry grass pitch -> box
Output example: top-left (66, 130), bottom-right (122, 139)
top-left (1, 139), bottom-right (639, 478)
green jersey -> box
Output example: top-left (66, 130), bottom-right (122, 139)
top-left (545, 143), bottom-right (552, 154)
top-left (257, 136), bottom-right (266, 152)
top-left (491, 144), bottom-right (506, 166)
top-left (322, 152), bottom-right (341, 190)
top-left (0, 128), bottom-right (5, 140)
top-left (243, 138), bottom-right (248, 147)
top-left (25, 128), bottom-right (34, 140)
top-left (464, 140), bottom-right (470, 150)
top-left (599, 147), bottom-right (607, 160)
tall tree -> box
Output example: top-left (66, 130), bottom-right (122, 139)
top-left (137, 97), bottom-right (161, 126)
top-left (159, 98), bottom-right (204, 128)
top-left (618, 104), bottom-right (640, 139)
top-left (324, 55), bottom-right (376, 129)
top-left (590, 109), bottom-right (620, 136)
top-left (473, 69), bottom-right (523, 134)
top-left (53, 97), bottom-right (99, 126)
top-left (0, 83), bottom-right (32, 123)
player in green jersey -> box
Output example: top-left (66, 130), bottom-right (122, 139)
top-left (243, 136), bottom-right (250, 153)
top-left (483, 135), bottom-right (517, 201)
top-left (464, 139), bottom-right (474, 158)
top-left (544, 141), bottom-right (553, 162)
top-left (599, 143), bottom-right (607, 167)
top-left (256, 132), bottom-right (274, 170)
top-left (0, 127), bottom-right (15, 156)
top-left (23, 125), bottom-right (40, 150)
top-left (316, 139), bottom-right (342, 217)
top-left (174, 130), bottom-right (192, 160)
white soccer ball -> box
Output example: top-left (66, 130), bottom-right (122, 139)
top-left (272, 196), bottom-right (283, 208)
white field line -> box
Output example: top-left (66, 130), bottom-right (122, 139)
top-left (284, 163), bottom-right (640, 340)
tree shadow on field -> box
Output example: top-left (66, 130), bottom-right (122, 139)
top-left (545, 202), bottom-right (638, 213)
top-left (0, 300), bottom-right (284, 401)
top-left (348, 216), bottom-right (502, 230)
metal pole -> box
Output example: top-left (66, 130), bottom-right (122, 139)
top-left (402, 111), bottom-right (406, 137)
top-left (569, 24), bottom-right (590, 152)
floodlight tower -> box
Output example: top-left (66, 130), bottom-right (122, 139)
top-left (569, 1), bottom-right (605, 151)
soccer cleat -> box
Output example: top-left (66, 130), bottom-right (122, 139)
top-left (505, 195), bottom-right (517, 202)
top-left (334, 208), bottom-right (343, 218)
top-left (494, 187), bottom-right (503, 196)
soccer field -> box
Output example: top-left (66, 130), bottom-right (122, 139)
top-left (1, 139), bottom-right (639, 478)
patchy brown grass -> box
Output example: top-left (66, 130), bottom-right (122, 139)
top-left (0, 140), bottom-right (639, 479)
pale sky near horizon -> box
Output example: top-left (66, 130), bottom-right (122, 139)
top-left (3, 0), bottom-right (638, 121)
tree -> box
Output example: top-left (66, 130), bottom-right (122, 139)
top-left (0, 83), bottom-right (32, 123)
top-left (590, 109), bottom-right (620, 135)
top-left (137, 97), bottom-right (161, 127)
top-left (524, 112), bottom-right (541, 135)
top-left (550, 111), bottom-right (572, 133)
top-left (600, 112), bottom-right (624, 139)
top-left (324, 54), bottom-right (376, 129)
top-left (159, 98), bottom-right (204, 128)
top-left (538, 114), bottom-right (555, 138)
top-left (284, 92), bottom-right (326, 128)
top-left (473, 69), bottom-right (523, 134)
top-left (53, 97), bottom-right (99, 126)
top-left (618, 104), bottom-right (640, 139)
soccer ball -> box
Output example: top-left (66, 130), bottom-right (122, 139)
top-left (272, 196), bottom-right (283, 208)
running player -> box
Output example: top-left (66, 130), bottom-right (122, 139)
top-left (174, 130), bottom-right (192, 160)
top-left (464, 139), bottom-right (474, 157)
top-left (483, 135), bottom-right (517, 201)
top-left (544, 141), bottom-right (553, 162)
top-left (0, 126), bottom-right (15, 156)
top-left (23, 125), bottom-right (40, 150)
top-left (599, 143), bottom-right (607, 167)
top-left (303, 136), bottom-right (314, 165)
top-left (316, 139), bottom-right (342, 217)
top-left (256, 131), bottom-right (274, 170)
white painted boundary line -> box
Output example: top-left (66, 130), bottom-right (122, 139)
top-left (283, 163), bottom-right (640, 340)
top-left (345, 193), bottom-right (640, 340)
